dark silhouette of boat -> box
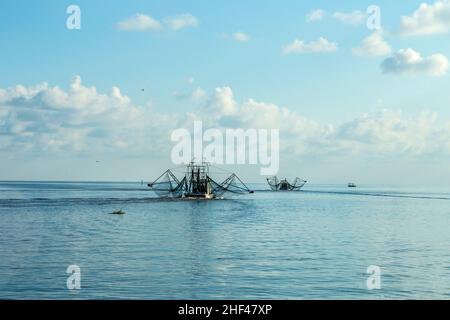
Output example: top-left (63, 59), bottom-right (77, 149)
top-left (267, 176), bottom-right (307, 191)
top-left (148, 162), bottom-right (253, 199)
top-left (110, 209), bottom-right (126, 215)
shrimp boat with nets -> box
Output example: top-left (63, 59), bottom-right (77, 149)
top-left (148, 162), bottom-right (254, 199)
top-left (267, 176), bottom-right (307, 191)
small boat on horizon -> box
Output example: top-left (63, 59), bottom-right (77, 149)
top-left (348, 183), bottom-right (357, 188)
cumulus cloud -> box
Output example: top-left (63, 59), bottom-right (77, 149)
top-left (333, 10), bottom-right (366, 26)
top-left (0, 76), bottom-right (173, 155)
top-left (307, 9), bottom-right (325, 22)
top-left (117, 13), bottom-right (199, 32)
top-left (233, 32), bottom-right (250, 42)
top-left (2, 78), bottom-right (450, 164)
top-left (117, 13), bottom-right (162, 31)
top-left (205, 87), bottom-right (238, 118)
top-left (307, 9), bottom-right (367, 26)
top-left (283, 37), bottom-right (338, 55)
top-left (381, 48), bottom-right (449, 76)
top-left (195, 87), bottom-right (450, 158)
top-left (399, 0), bottom-right (450, 36)
top-left (164, 13), bottom-right (199, 30)
top-left (335, 109), bottom-right (441, 155)
top-left (353, 31), bottom-right (392, 57)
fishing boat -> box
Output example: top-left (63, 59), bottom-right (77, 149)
top-left (148, 162), bottom-right (253, 199)
top-left (267, 176), bottom-right (307, 191)
top-left (348, 183), bottom-right (357, 188)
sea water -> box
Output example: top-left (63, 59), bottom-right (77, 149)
top-left (0, 181), bottom-right (449, 299)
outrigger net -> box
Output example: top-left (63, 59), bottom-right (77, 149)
top-left (209, 174), bottom-right (253, 198)
top-left (148, 170), bottom-right (186, 198)
top-left (291, 178), bottom-right (307, 189)
top-left (267, 176), bottom-right (280, 191)
top-left (267, 176), bottom-right (307, 191)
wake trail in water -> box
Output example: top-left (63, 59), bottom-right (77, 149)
top-left (0, 197), bottom-right (175, 208)
top-left (253, 189), bottom-right (450, 201)
top-left (1, 188), bottom-right (449, 209)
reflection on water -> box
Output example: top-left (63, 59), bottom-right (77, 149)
top-left (0, 181), bottom-right (449, 299)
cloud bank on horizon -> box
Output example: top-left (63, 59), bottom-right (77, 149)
top-left (1, 76), bottom-right (449, 163)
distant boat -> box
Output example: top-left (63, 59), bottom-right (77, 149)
top-left (267, 176), bottom-right (307, 191)
top-left (348, 183), bottom-right (357, 188)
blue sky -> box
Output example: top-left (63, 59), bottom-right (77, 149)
top-left (1, 1), bottom-right (450, 184)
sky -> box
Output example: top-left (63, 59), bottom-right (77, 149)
top-left (1, 0), bottom-right (450, 185)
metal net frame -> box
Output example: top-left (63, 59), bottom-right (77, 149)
top-left (209, 174), bottom-right (253, 198)
top-left (267, 176), bottom-right (307, 191)
top-left (148, 169), bottom-right (186, 198)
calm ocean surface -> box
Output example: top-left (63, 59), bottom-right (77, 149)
top-left (0, 181), bottom-right (449, 299)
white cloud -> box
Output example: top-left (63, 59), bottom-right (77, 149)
top-left (335, 110), bottom-right (441, 155)
top-left (307, 9), bottom-right (325, 22)
top-left (333, 10), bottom-right (366, 26)
top-left (233, 32), bottom-right (250, 42)
top-left (193, 87), bottom-right (450, 158)
top-left (2, 78), bottom-right (450, 164)
top-left (206, 87), bottom-right (238, 117)
top-left (353, 31), bottom-right (392, 57)
top-left (399, 0), bottom-right (450, 36)
top-left (283, 37), bottom-right (338, 55)
top-left (381, 48), bottom-right (449, 76)
top-left (307, 9), bottom-right (367, 26)
top-left (0, 76), bottom-right (173, 155)
top-left (164, 13), bottom-right (199, 30)
top-left (117, 13), bottom-right (162, 31)
top-left (117, 13), bottom-right (199, 32)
